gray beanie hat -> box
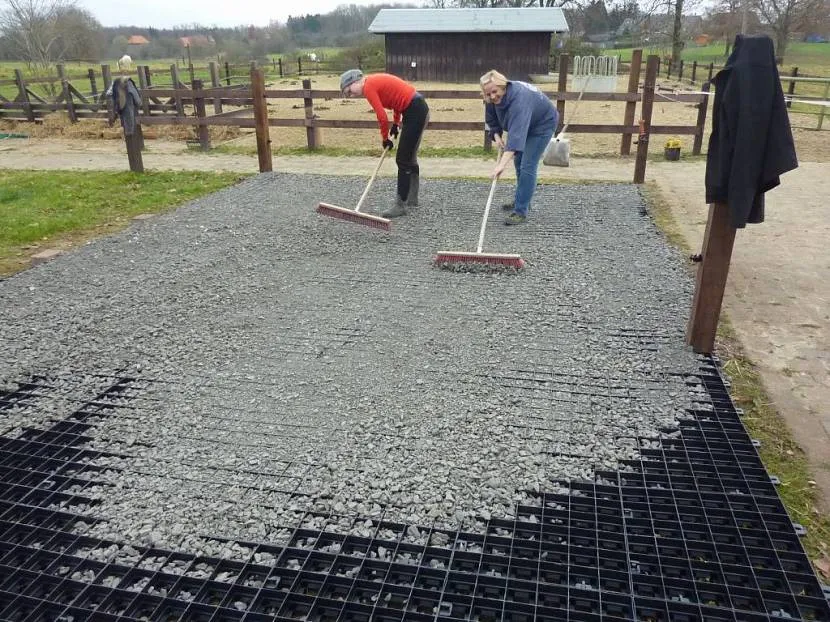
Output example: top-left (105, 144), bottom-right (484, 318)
top-left (339, 69), bottom-right (363, 92)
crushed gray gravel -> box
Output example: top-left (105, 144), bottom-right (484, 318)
top-left (0, 172), bottom-right (706, 559)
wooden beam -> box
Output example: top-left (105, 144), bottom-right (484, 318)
top-left (14, 69), bottom-right (34, 122)
top-left (556, 54), bottom-right (568, 134)
top-left (633, 55), bottom-right (659, 184)
top-left (302, 78), bottom-right (321, 149)
top-left (692, 81), bottom-right (710, 156)
top-left (686, 202), bottom-right (737, 353)
top-left (251, 68), bottom-right (272, 172)
top-left (620, 48), bottom-right (642, 156)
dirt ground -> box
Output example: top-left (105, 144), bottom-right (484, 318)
top-left (1, 135), bottom-right (828, 511)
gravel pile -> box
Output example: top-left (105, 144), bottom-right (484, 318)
top-left (0, 173), bottom-right (705, 559)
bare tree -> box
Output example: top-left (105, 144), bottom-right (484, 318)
top-left (0, 0), bottom-right (101, 70)
top-left (752, 0), bottom-right (822, 57)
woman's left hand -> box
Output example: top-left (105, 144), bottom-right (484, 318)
top-left (491, 162), bottom-right (506, 179)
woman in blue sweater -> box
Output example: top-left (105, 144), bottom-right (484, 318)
top-left (481, 70), bottom-right (559, 225)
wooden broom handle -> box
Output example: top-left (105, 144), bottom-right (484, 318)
top-left (355, 147), bottom-right (390, 213)
top-left (476, 148), bottom-right (503, 254)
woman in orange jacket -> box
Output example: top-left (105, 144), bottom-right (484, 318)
top-left (340, 69), bottom-right (429, 218)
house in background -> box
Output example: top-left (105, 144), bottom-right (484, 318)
top-left (368, 8), bottom-right (569, 83)
top-left (126, 35), bottom-right (149, 56)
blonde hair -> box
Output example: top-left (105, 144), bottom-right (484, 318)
top-left (479, 70), bottom-right (508, 101)
top-left (480, 69), bottom-right (508, 89)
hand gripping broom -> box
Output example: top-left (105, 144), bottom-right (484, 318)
top-left (433, 151), bottom-right (525, 271)
top-left (316, 147), bottom-right (392, 231)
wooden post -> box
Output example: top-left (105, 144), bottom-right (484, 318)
top-left (666, 59), bottom-right (672, 79)
top-left (136, 66), bottom-right (151, 116)
top-left (56, 64), bottom-right (77, 123)
top-left (302, 78), bottom-right (321, 150)
top-left (686, 202), bottom-right (737, 353)
top-left (125, 126), bottom-right (144, 173)
top-left (620, 48), bottom-right (642, 156)
top-left (817, 81), bottom-right (830, 130)
top-left (192, 78), bottom-right (210, 151)
top-left (225, 62), bottom-right (231, 86)
top-left (88, 68), bottom-right (98, 98)
top-left (278, 58), bottom-right (283, 77)
top-left (14, 69), bottom-right (35, 122)
top-left (708, 62), bottom-right (714, 81)
top-left (170, 64), bottom-right (184, 116)
top-left (786, 67), bottom-right (798, 108)
top-left (209, 61), bottom-right (223, 114)
top-left (556, 54), bottom-right (568, 135)
top-left (298, 57), bottom-right (303, 75)
top-left (251, 68), bottom-right (272, 172)
top-left (186, 45), bottom-right (194, 83)
top-left (692, 81), bottom-right (710, 156)
top-left (633, 55), bottom-right (658, 184)
top-left (102, 64), bottom-right (112, 94)
top-left (143, 66), bottom-right (152, 87)
top-left (678, 59), bottom-right (684, 81)
top-left (691, 60), bottom-right (697, 84)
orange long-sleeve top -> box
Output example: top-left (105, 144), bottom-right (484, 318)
top-left (362, 73), bottom-right (416, 141)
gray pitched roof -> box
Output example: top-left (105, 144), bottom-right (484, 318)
top-left (368, 8), bottom-right (569, 34)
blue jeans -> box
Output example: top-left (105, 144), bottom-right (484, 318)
top-left (512, 129), bottom-right (555, 217)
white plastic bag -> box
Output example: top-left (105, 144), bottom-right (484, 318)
top-left (543, 134), bottom-right (570, 167)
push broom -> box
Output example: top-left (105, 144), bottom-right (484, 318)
top-left (434, 151), bottom-right (525, 271)
top-left (316, 147), bottom-right (392, 231)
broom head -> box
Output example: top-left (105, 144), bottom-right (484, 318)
top-left (433, 250), bottom-right (525, 271)
top-left (317, 202), bottom-right (391, 231)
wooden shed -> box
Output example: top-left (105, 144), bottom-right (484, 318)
top-left (368, 8), bottom-right (569, 83)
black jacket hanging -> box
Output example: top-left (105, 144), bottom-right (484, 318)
top-left (704, 34), bottom-right (798, 228)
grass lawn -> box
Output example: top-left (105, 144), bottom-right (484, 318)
top-left (0, 169), bottom-right (248, 276)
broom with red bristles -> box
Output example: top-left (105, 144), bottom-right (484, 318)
top-left (434, 150), bottom-right (525, 271)
top-left (316, 147), bottom-right (392, 231)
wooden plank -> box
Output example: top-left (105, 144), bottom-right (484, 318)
top-left (633, 55), bottom-right (659, 184)
top-left (68, 83), bottom-right (89, 104)
top-left (302, 78), bottom-right (321, 149)
top-left (686, 202), bottom-right (737, 353)
top-left (209, 61), bottom-right (223, 114)
top-left (14, 69), bottom-right (35, 122)
top-left (620, 48), bottom-right (642, 156)
top-left (101, 65), bottom-right (112, 101)
top-left (557, 54), bottom-right (568, 134)
top-left (137, 66), bottom-right (151, 116)
top-left (251, 68), bottom-right (272, 172)
top-left (692, 81), bottom-right (710, 155)
top-left (170, 64), bottom-right (184, 116)
top-left (192, 79), bottom-right (210, 151)
top-left (88, 69), bottom-right (98, 98)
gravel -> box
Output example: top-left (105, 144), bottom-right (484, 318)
top-left (0, 172), bottom-right (707, 559)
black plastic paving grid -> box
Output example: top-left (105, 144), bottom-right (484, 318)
top-left (1, 362), bottom-right (830, 621)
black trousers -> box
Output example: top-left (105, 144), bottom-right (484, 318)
top-left (396, 95), bottom-right (429, 201)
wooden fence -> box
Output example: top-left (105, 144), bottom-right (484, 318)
top-left (117, 54), bottom-right (701, 184)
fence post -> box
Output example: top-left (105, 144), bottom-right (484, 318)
top-left (125, 125), bottom-right (144, 173)
top-left (278, 58), bottom-right (283, 77)
top-left (136, 65), bottom-right (151, 116)
top-left (678, 59), bottom-right (684, 81)
top-left (691, 60), bottom-right (697, 84)
top-left (170, 64), bottom-right (184, 116)
top-left (817, 81), bottom-right (830, 130)
top-left (692, 81), bottom-right (710, 156)
top-left (483, 128), bottom-right (492, 153)
top-left (708, 62), bottom-right (714, 81)
top-left (14, 69), bottom-right (35, 122)
top-left (786, 67), bottom-right (798, 108)
top-left (556, 53), bottom-right (569, 135)
top-left (251, 68), bottom-right (272, 172)
top-left (192, 78), bottom-right (210, 151)
top-left (620, 48), bottom-right (643, 156)
top-left (298, 57), bottom-right (303, 75)
top-left (143, 66), bottom-right (152, 87)
top-left (667, 59), bottom-right (672, 79)
top-left (225, 61), bottom-right (231, 86)
top-left (88, 68), bottom-right (98, 98)
top-left (209, 61), bottom-right (223, 114)
top-left (633, 55), bottom-right (658, 184)
top-left (302, 78), bottom-right (321, 150)
top-left (56, 64), bottom-right (77, 123)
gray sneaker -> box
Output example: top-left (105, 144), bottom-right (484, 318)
top-left (501, 201), bottom-right (515, 212)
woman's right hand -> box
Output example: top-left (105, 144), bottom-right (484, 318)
top-left (493, 134), bottom-right (505, 149)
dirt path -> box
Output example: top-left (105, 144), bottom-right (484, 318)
top-left (2, 138), bottom-right (828, 505)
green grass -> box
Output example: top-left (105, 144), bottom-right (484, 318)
top-left (0, 169), bottom-right (248, 275)
top-left (643, 181), bottom-right (830, 580)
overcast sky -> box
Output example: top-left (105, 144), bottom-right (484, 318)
top-left (77, 0), bottom-right (418, 29)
